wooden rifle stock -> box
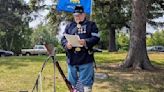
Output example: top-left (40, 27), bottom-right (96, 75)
top-left (51, 56), bottom-right (73, 92)
top-left (55, 61), bottom-right (73, 92)
top-left (44, 44), bottom-right (74, 92)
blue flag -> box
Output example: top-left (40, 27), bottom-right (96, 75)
top-left (56, 0), bottom-right (92, 14)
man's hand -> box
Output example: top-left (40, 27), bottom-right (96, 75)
top-left (79, 39), bottom-right (86, 46)
top-left (66, 42), bottom-right (72, 49)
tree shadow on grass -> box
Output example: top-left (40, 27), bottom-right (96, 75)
top-left (95, 75), bottom-right (164, 92)
top-left (0, 56), bottom-right (40, 69)
top-left (95, 63), bottom-right (164, 92)
top-left (10, 55), bottom-right (66, 62)
top-left (9, 56), bottom-right (50, 62)
top-left (151, 60), bottom-right (164, 68)
top-left (0, 55), bottom-right (67, 70)
top-left (96, 59), bottom-right (124, 64)
top-left (0, 60), bottom-right (28, 69)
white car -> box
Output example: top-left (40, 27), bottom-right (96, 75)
top-left (21, 45), bottom-right (48, 56)
top-left (147, 46), bottom-right (164, 52)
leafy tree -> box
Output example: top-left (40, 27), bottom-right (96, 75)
top-left (147, 30), bottom-right (164, 46)
top-left (121, 0), bottom-right (155, 70)
top-left (94, 0), bottom-right (164, 52)
top-left (93, 0), bottom-right (131, 52)
top-left (152, 30), bottom-right (164, 46)
top-left (29, 0), bottom-right (74, 47)
top-left (146, 37), bottom-right (154, 46)
top-left (147, 0), bottom-right (164, 25)
top-left (117, 33), bottom-right (129, 51)
top-left (99, 30), bottom-right (108, 49)
top-left (31, 24), bottom-right (58, 46)
top-left (0, 0), bottom-right (32, 54)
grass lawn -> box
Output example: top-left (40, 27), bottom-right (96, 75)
top-left (0, 52), bottom-right (164, 92)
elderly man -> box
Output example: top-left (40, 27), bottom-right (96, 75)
top-left (61, 5), bottom-right (100, 92)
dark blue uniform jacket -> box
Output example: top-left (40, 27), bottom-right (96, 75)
top-left (61, 20), bottom-right (100, 65)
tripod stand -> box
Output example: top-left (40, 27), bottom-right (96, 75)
top-left (31, 44), bottom-right (73, 92)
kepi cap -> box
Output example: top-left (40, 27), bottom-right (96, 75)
top-left (73, 5), bottom-right (84, 16)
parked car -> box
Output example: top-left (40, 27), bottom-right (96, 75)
top-left (0, 49), bottom-right (14, 57)
top-left (147, 46), bottom-right (164, 52)
top-left (21, 45), bottom-right (48, 56)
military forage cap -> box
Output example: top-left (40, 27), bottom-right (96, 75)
top-left (73, 5), bottom-right (84, 16)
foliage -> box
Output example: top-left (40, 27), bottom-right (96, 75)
top-left (92, 0), bottom-right (131, 51)
top-left (146, 37), bottom-right (154, 46)
top-left (29, 0), bottom-right (73, 34)
top-left (93, 0), bottom-right (131, 30)
top-left (145, 0), bottom-right (164, 31)
top-left (31, 24), bottom-right (58, 46)
top-left (99, 31), bottom-right (109, 49)
top-left (0, 0), bottom-right (31, 29)
top-left (0, 0), bottom-right (32, 54)
top-left (94, 0), bottom-right (164, 50)
top-left (152, 30), bottom-right (164, 46)
top-left (56, 44), bottom-right (65, 53)
top-left (146, 30), bottom-right (164, 46)
top-left (116, 32), bottom-right (129, 51)
top-left (148, 0), bottom-right (164, 20)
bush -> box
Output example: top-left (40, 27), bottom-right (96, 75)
top-left (116, 33), bottom-right (129, 51)
top-left (56, 45), bottom-right (65, 53)
top-left (146, 30), bottom-right (164, 46)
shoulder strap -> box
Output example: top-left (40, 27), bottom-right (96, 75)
top-left (71, 26), bottom-right (78, 35)
top-left (66, 22), bottom-right (78, 35)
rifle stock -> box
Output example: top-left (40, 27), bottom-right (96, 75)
top-left (54, 60), bottom-right (74, 92)
top-left (45, 44), bottom-right (74, 92)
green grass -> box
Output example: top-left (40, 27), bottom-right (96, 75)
top-left (0, 52), bottom-right (164, 92)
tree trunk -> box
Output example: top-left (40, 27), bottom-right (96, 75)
top-left (108, 27), bottom-right (117, 52)
top-left (5, 37), bottom-right (9, 50)
top-left (9, 36), bottom-right (14, 50)
top-left (121, 0), bottom-right (154, 70)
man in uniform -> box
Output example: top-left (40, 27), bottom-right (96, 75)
top-left (61, 5), bottom-right (100, 92)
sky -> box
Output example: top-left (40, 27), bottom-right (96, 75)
top-left (149, 15), bottom-right (164, 33)
top-left (24, 0), bottom-right (164, 33)
top-left (24, 0), bottom-right (53, 28)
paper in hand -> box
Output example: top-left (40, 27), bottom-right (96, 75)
top-left (64, 34), bottom-right (83, 47)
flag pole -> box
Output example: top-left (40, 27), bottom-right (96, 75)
top-left (90, 0), bottom-right (93, 21)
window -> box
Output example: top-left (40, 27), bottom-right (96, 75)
top-left (38, 46), bottom-right (44, 49)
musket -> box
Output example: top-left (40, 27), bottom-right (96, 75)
top-left (31, 56), bottom-right (51, 92)
top-left (45, 44), bottom-right (74, 92)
